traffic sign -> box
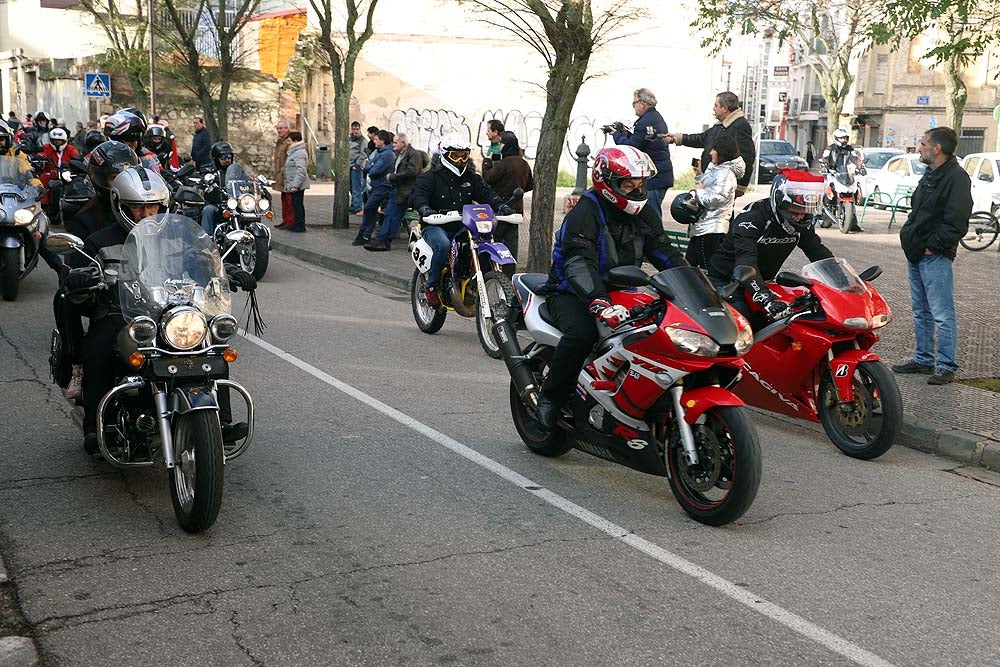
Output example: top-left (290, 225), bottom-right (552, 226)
top-left (917, 96), bottom-right (929, 105)
top-left (84, 73), bottom-right (111, 98)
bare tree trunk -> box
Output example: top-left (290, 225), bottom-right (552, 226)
top-left (944, 53), bottom-right (967, 135)
top-left (331, 85), bottom-right (352, 229)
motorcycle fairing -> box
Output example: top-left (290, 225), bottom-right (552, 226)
top-left (567, 388), bottom-right (667, 476)
top-left (679, 386), bottom-right (745, 424)
top-left (829, 348), bottom-right (881, 403)
top-left (171, 384), bottom-right (221, 414)
top-left (247, 220), bottom-right (271, 241)
top-left (477, 241), bottom-right (515, 265)
top-left (0, 233), bottom-right (22, 248)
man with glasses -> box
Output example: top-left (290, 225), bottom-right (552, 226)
top-left (605, 88), bottom-right (673, 224)
top-left (411, 134), bottom-right (513, 307)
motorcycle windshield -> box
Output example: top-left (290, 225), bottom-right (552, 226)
top-left (118, 214), bottom-right (231, 322)
top-left (649, 266), bottom-right (738, 342)
top-left (225, 162), bottom-right (254, 187)
top-left (801, 257), bottom-right (867, 295)
top-left (0, 155), bottom-right (41, 205)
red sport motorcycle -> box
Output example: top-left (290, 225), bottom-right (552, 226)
top-left (494, 265), bottom-right (762, 526)
top-left (733, 257), bottom-right (902, 460)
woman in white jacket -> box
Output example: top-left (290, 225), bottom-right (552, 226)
top-left (283, 130), bottom-right (311, 233)
top-left (688, 135), bottom-right (745, 268)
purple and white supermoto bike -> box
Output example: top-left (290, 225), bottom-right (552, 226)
top-left (409, 203), bottom-right (522, 358)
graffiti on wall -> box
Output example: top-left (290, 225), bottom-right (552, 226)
top-left (385, 107), bottom-right (611, 167)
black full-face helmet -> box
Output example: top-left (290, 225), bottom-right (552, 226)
top-left (87, 140), bottom-right (140, 199)
top-left (210, 141), bottom-right (234, 170)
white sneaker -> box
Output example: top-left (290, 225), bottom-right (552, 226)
top-left (63, 364), bottom-right (82, 400)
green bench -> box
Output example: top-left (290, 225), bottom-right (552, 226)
top-left (664, 228), bottom-right (690, 253)
top-left (861, 185), bottom-right (914, 229)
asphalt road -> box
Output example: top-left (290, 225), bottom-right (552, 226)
top-left (1, 254), bottom-right (999, 667)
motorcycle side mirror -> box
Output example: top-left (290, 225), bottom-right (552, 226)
top-left (45, 232), bottom-right (84, 255)
top-left (775, 271), bottom-right (813, 288)
top-left (858, 265), bottom-right (882, 282)
top-left (175, 162), bottom-right (196, 179)
top-left (508, 188), bottom-right (524, 203)
top-left (606, 265), bottom-right (650, 289)
top-left (731, 265), bottom-right (757, 285)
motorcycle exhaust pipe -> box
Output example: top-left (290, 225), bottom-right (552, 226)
top-left (492, 317), bottom-right (537, 404)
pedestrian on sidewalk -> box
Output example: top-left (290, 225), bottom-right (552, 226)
top-left (191, 116), bottom-right (211, 168)
top-left (355, 129), bottom-right (394, 246)
top-left (282, 131), bottom-right (310, 233)
top-left (606, 87), bottom-right (673, 224)
top-left (272, 119), bottom-right (293, 229)
top-left (366, 132), bottom-right (425, 251)
top-left (483, 131), bottom-right (533, 275)
top-left (891, 127), bottom-right (972, 386)
top-left (685, 134), bottom-right (743, 269)
top-left (483, 119), bottom-right (504, 170)
top-left (349, 121), bottom-right (368, 214)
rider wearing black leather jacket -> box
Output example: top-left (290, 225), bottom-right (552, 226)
top-left (707, 169), bottom-right (834, 328)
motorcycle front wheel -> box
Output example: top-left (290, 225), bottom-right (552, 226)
top-left (665, 406), bottom-right (761, 526)
top-left (476, 270), bottom-right (515, 359)
top-left (1, 246), bottom-right (20, 301)
top-left (509, 344), bottom-right (572, 457)
top-left (839, 200), bottom-right (855, 234)
top-left (411, 269), bottom-right (447, 333)
top-left (169, 411), bottom-right (225, 533)
top-left (959, 211), bottom-right (999, 251)
top-left (251, 235), bottom-right (269, 280)
top-left (818, 360), bottom-right (901, 460)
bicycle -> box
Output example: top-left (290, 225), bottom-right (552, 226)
top-left (959, 210), bottom-right (999, 251)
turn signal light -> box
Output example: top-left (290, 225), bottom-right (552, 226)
top-left (790, 342), bottom-right (804, 352)
top-left (265, 211), bottom-right (274, 219)
top-left (128, 352), bottom-right (146, 367)
top-left (222, 210), bottom-right (232, 219)
top-left (223, 348), bottom-right (238, 363)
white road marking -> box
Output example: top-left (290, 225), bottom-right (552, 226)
top-left (242, 331), bottom-right (896, 667)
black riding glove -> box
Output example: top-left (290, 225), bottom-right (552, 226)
top-left (497, 205), bottom-right (515, 216)
top-left (747, 279), bottom-right (789, 320)
top-left (227, 268), bottom-right (256, 292)
top-left (418, 206), bottom-right (434, 219)
top-left (63, 269), bottom-right (95, 292)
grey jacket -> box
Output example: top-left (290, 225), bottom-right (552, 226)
top-left (691, 157), bottom-right (745, 237)
top-left (348, 134), bottom-right (368, 170)
top-left (284, 142), bottom-right (311, 191)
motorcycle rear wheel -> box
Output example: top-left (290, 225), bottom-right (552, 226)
top-left (665, 406), bottom-right (761, 526)
top-left (839, 201), bottom-right (855, 234)
top-left (476, 271), bottom-right (515, 359)
top-left (411, 269), bottom-right (447, 333)
top-left (509, 345), bottom-right (572, 457)
top-left (1, 246), bottom-right (20, 301)
top-left (169, 411), bottom-right (225, 533)
top-left (818, 360), bottom-right (901, 460)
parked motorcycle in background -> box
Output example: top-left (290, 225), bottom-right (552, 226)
top-left (409, 201), bottom-right (521, 358)
top-left (0, 156), bottom-right (48, 301)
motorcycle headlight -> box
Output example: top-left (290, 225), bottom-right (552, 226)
top-left (210, 313), bottom-right (238, 342)
top-left (128, 316), bottom-right (157, 344)
top-left (843, 317), bottom-right (870, 329)
top-left (239, 194), bottom-right (256, 213)
top-left (871, 313), bottom-right (891, 329)
top-left (161, 307), bottom-right (208, 350)
top-left (666, 327), bottom-right (719, 357)
top-left (13, 208), bottom-right (34, 225)
top-left (475, 220), bottom-right (493, 233)
top-left (258, 198), bottom-right (270, 211)
top-left (734, 324), bottom-right (754, 356)
top-left (227, 197), bottom-right (239, 210)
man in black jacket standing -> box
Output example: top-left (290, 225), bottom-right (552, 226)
top-left (607, 88), bottom-right (673, 224)
top-left (664, 91), bottom-right (756, 196)
top-left (891, 127), bottom-right (972, 386)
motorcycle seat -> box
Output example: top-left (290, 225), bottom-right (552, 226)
top-left (518, 273), bottom-right (549, 293)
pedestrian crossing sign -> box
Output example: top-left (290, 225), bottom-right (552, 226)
top-left (84, 73), bottom-right (111, 98)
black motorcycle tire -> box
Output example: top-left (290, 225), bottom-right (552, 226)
top-left (509, 345), bottom-right (573, 457)
top-left (251, 235), bottom-right (269, 280)
top-left (411, 269), bottom-right (447, 334)
top-left (818, 360), bottom-right (901, 460)
top-left (476, 271), bottom-right (515, 359)
top-left (959, 211), bottom-right (999, 251)
top-left (819, 202), bottom-right (833, 228)
top-left (169, 411), bottom-right (225, 533)
top-left (1, 246), bottom-right (20, 301)
top-left (839, 201), bottom-right (855, 235)
top-left (666, 406), bottom-right (761, 526)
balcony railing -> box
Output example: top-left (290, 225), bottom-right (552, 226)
top-left (808, 95), bottom-right (827, 112)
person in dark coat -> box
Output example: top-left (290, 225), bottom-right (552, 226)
top-left (191, 116), bottom-right (212, 168)
top-left (483, 131), bottom-right (533, 275)
top-left (365, 132), bottom-right (427, 250)
top-left (607, 88), bottom-right (674, 223)
top-left (891, 127), bottom-right (973, 386)
top-left (664, 91), bottom-right (756, 196)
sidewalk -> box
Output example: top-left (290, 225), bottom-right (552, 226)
top-left (269, 187), bottom-right (1000, 471)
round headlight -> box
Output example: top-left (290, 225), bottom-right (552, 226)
top-left (128, 316), bottom-right (158, 343)
top-left (227, 197), bottom-right (239, 210)
top-left (258, 198), bottom-right (270, 211)
top-left (239, 194), bottom-right (256, 213)
top-left (13, 208), bottom-right (34, 225)
top-left (162, 308), bottom-right (207, 350)
top-left (666, 327), bottom-right (719, 357)
top-left (210, 314), bottom-right (238, 342)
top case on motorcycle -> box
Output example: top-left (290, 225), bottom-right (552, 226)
top-left (513, 273), bottom-right (560, 328)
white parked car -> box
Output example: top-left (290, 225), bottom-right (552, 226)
top-left (960, 152), bottom-right (1000, 216)
top-left (859, 148), bottom-right (904, 198)
top-left (865, 153), bottom-right (927, 204)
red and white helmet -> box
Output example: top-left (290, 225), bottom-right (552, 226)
top-left (592, 146), bottom-right (656, 215)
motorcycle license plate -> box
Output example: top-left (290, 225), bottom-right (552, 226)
top-left (151, 356), bottom-right (228, 379)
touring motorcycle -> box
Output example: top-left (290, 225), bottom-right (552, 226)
top-left (46, 214), bottom-right (255, 532)
top-left (0, 156), bottom-right (48, 301)
top-left (495, 265), bottom-right (761, 526)
top-left (734, 257), bottom-right (901, 459)
top-left (409, 202), bottom-right (521, 358)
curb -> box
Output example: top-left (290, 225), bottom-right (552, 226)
top-left (269, 241), bottom-right (1000, 472)
top-left (0, 554), bottom-right (39, 667)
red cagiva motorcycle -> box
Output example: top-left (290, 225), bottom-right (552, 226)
top-left (494, 265), bottom-right (762, 526)
top-left (734, 257), bottom-right (902, 459)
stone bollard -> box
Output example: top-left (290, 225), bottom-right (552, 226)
top-left (572, 135), bottom-right (590, 196)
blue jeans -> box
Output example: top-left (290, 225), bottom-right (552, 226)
top-left (907, 253), bottom-right (958, 372)
top-left (420, 225), bottom-right (454, 290)
top-left (358, 182), bottom-right (392, 240)
top-left (376, 193), bottom-right (406, 242)
top-left (350, 168), bottom-right (364, 212)
top-left (647, 188), bottom-right (666, 227)
top-left (201, 204), bottom-right (219, 235)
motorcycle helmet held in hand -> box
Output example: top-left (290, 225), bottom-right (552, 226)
top-left (770, 169), bottom-right (823, 232)
top-left (592, 145), bottom-right (655, 215)
top-left (437, 134), bottom-right (471, 177)
top-left (88, 140), bottom-right (140, 198)
top-left (109, 166), bottom-right (171, 232)
top-left (670, 191), bottom-right (703, 225)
